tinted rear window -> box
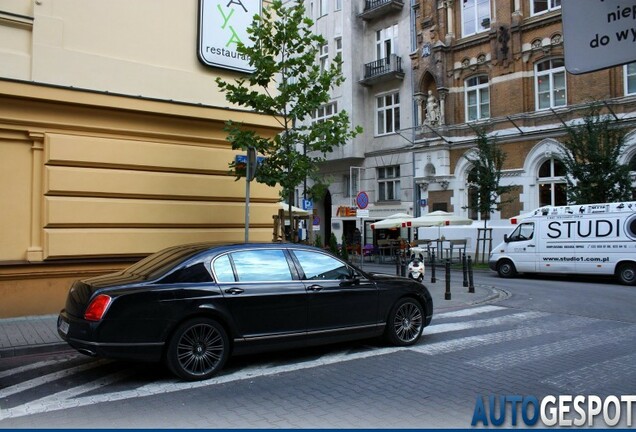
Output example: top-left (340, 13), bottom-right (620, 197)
top-left (125, 246), bottom-right (207, 279)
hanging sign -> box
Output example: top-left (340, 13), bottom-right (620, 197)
top-left (198, 0), bottom-right (261, 73)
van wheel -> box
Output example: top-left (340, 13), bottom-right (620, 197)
top-left (617, 263), bottom-right (636, 286)
top-left (497, 259), bottom-right (517, 278)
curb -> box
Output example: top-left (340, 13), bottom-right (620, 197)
top-left (0, 342), bottom-right (69, 359)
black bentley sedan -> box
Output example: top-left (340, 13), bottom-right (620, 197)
top-left (58, 243), bottom-right (433, 381)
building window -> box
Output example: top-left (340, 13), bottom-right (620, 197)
top-left (535, 58), bottom-right (566, 110)
top-left (531, 0), bottom-right (561, 16)
top-left (319, 43), bottom-right (329, 72)
top-left (319, 0), bottom-right (328, 16)
top-left (626, 63), bottom-right (636, 95)
top-left (334, 0), bottom-right (341, 11)
top-left (376, 24), bottom-right (398, 60)
top-left (335, 37), bottom-right (342, 71)
top-left (465, 76), bottom-right (490, 121)
top-left (378, 166), bottom-right (401, 201)
top-left (376, 92), bottom-right (400, 135)
top-left (311, 102), bottom-right (337, 124)
top-left (538, 158), bottom-right (567, 207)
top-left (462, 0), bottom-right (490, 37)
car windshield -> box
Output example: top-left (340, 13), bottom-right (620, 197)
top-left (124, 245), bottom-right (208, 279)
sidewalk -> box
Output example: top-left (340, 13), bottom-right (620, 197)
top-left (0, 262), bottom-right (503, 359)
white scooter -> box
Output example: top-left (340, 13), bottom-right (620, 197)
top-left (407, 253), bottom-right (426, 282)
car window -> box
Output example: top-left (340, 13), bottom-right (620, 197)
top-left (509, 222), bottom-right (535, 241)
top-left (213, 254), bottom-right (235, 283)
top-left (231, 249), bottom-right (293, 282)
top-left (293, 250), bottom-right (352, 280)
top-left (159, 262), bottom-right (212, 284)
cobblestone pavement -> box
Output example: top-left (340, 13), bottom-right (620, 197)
top-left (1, 303), bottom-right (635, 428)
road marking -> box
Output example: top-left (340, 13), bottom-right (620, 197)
top-left (424, 311), bottom-right (547, 335)
top-left (0, 359), bottom-right (110, 399)
top-left (469, 325), bottom-right (636, 371)
top-left (414, 316), bottom-right (591, 355)
top-left (0, 357), bottom-right (77, 381)
top-left (434, 305), bottom-right (505, 319)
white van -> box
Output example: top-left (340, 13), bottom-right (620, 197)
top-left (489, 202), bottom-right (636, 285)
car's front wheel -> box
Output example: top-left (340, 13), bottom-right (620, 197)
top-left (166, 317), bottom-right (229, 381)
top-left (385, 298), bottom-right (424, 346)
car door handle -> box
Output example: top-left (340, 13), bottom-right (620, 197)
top-left (224, 288), bottom-right (244, 295)
top-left (307, 285), bottom-right (323, 292)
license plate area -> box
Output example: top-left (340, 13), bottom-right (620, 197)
top-left (58, 317), bottom-right (70, 336)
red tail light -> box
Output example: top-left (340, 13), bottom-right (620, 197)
top-left (84, 294), bottom-right (112, 321)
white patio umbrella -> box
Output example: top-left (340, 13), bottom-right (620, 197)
top-left (279, 202), bottom-right (309, 216)
top-left (406, 211), bottom-right (473, 228)
top-left (370, 213), bottom-right (413, 230)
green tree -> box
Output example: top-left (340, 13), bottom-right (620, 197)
top-left (216, 0), bottom-right (361, 240)
top-left (463, 127), bottom-right (517, 229)
top-left (464, 127), bottom-right (517, 262)
top-left (558, 106), bottom-right (632, 204)
top-left (340, 233), bottom-right (349, 261)
top-left (329, 232), bottom-right (339, 256)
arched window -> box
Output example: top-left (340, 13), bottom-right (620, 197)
top-left (467, 168), bottom-right (481, 221)
top-left (538, 159), bottom-right (567, 206)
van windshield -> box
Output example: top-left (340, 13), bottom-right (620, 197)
top-left (509, 222), bottom-right (534, 241)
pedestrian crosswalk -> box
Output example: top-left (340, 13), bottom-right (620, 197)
top-left (1, 304), bottom-right (635, 425)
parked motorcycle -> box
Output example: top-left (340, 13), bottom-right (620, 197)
top-left (407, 253), bottom-right (426, 282)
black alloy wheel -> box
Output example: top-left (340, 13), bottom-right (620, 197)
top-left (386, 298), bottom-right (424, 346)
top-left (166, 318), bottom-right (229, 381)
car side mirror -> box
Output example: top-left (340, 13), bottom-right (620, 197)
top-left (504, 234), bottom-right (510, 243)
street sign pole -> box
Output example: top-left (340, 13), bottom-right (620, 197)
top-left (244, 147), bottom-right (257, 243)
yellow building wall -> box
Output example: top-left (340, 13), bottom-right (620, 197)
top-left (0, 80), bottom-right (282, 317)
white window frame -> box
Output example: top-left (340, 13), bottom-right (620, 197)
top-left (376, 92), bottom-right (400, 136)
top-left (461, 0), bottom-right (491, 37)
top-left (377, 166), bottom-right (401, 202)
top-left (334, 0), bottom-right (341, 11)
top-left (319, 0), bottom-right (328, 17)
top-left (625, 63), bottom-right (636, 96)
top-left (319, 43), bottom-right (329, 73)
top-left (531, 0), bottom-right (561, 16)
top-left (312, 102), bottom-right (337, 124)
top-left (334, 37), bottom-right (342, 71)
top-left (376, 24), bottom-right (398, 60)
top-left (538, 158), bottom-right (567, 207)
top-left (535, 58), bottom-right (567, 111)
top-left (465, 75), bottom-right (490, 122)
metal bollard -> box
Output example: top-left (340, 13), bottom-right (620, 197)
top-left (468, 255), bottom-right (475, 293)
top-left (462, 252), bottom-right (468, 287)
top-left (430, 251), bottom-right (436, 283)
top-left (445, 259), bottom-right (451, 300)
top-left (395, 252), bottom-right (401, 276)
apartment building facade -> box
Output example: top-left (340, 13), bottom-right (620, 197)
top-left (303, 0), bottom-right (636, 246)
top-left (301, 0), bottom-right (420, 246)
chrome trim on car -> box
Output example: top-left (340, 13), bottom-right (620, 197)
top-left (236, 323), bottom-right (384, 343)
top-left (67, 338), bottom-right (165, 348)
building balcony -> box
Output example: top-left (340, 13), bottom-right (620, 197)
top-left (359, 55), bottom-right (404, 87)
top-left (358, 0), bottom-right (404, 21)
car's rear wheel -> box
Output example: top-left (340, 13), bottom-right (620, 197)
top-left (385, 298), bottom-right (424, 346)
top-left (497, 259), bottom-right (517, 278)
top-left (617, 262), bottom-right (636, 286)
top-left (166, 317), bottom-right (229, 381)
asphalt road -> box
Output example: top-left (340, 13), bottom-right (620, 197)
top-left (1, 272), bottom-right (635, 428)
